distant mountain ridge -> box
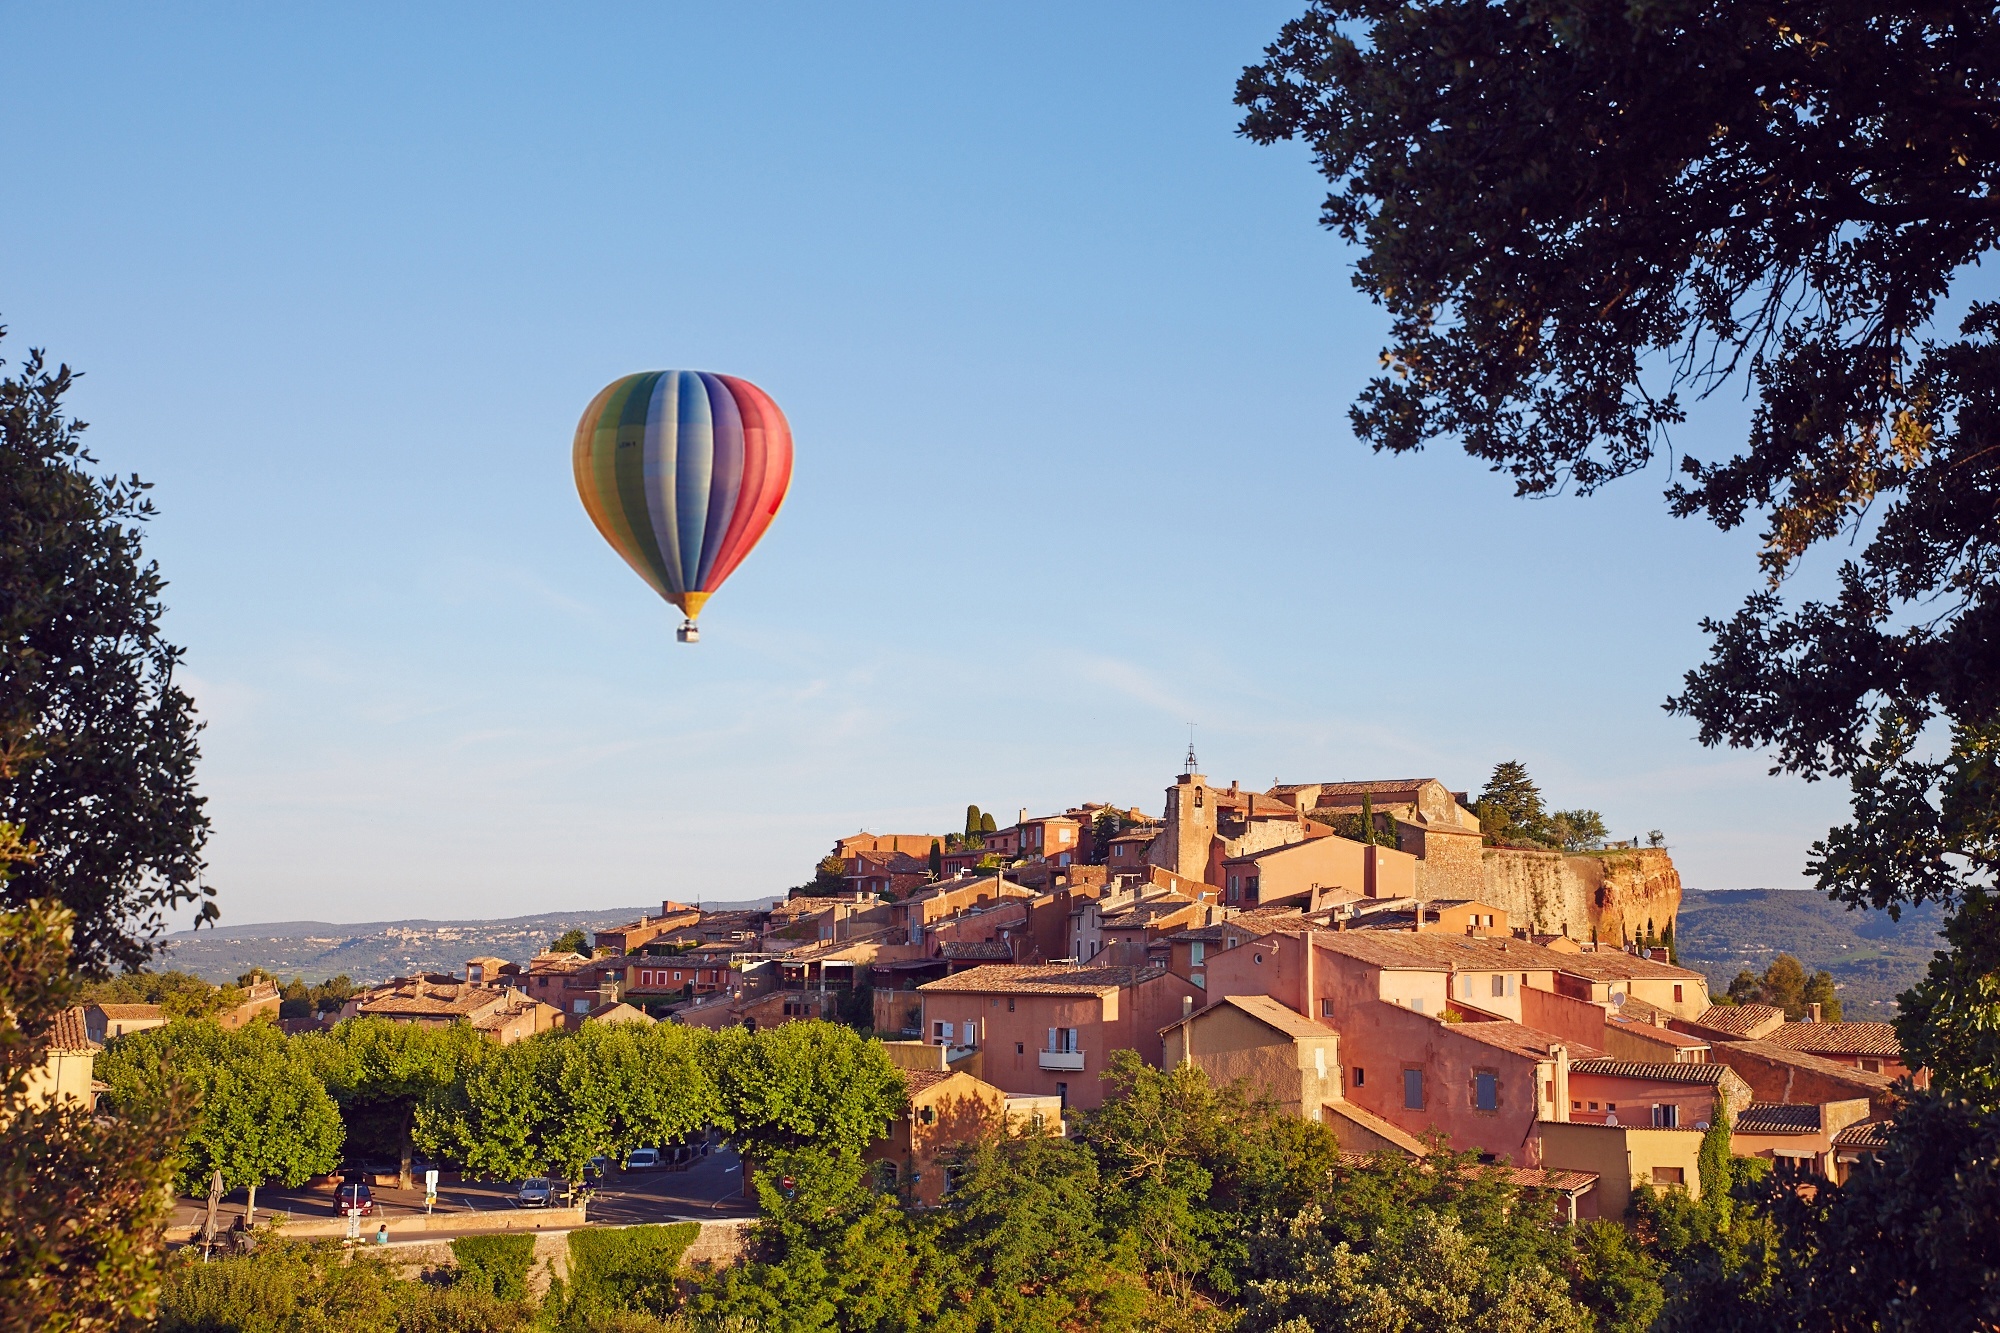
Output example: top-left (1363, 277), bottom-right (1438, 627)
top-left (1675, 888), bottom-right (1944, 1015)
top-left (154, 899), bottom-right (779, 986)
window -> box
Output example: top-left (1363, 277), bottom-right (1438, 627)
top-left (673, 971), bottom-right (682, 982)
top-left (1047, 1027), bottom-right (1079, 1053)
top-left (1589, 1102), bottom-right (1599, 1111)
top-left (572, 999), bottom-right (588, 1014)
top-left (1652, 1166), bottom-right (1686, 1187)
top-left (1321, 998), bottom-right (1334, 1018)
top-left (1353, 1067), bottom-right (1365, 1086)
top-left (1673, 984), bottom-right (1684, 1003)
top-left (1652, 1104), bottom-right (1680, 1128)
top-left (1227, 875), bottom-right (1240, 902)
top-left (1410, 997), bottom-right (1424, 1013)
top-left (1190, 942), bottom-right (1206, 965)
top-left (1475, 1072), bottom-right (1497, 1111)
top-left (1015, 1042), bottom-right (1025, 1055)
top-left (1403, 1069), bottom-right (1424, 1110)
top-left (1545, 1080), bottom-right (1555, 1103)
top-left (934, 1020), bottom-right (955, 1044)
top-left (1055, 1081), bottom-right (1069, 1106)
top-left (1007, 997), bottom-right (1015, 1012)
top-left (1573, 1099), bottom-right (1582, 1110)
top-left (1246, 876), bottom-right (1259, 897)
top-left (1491, 974), bottom-right (1505, 998)
top-left (1226, 936), bottom-right (1239, 950)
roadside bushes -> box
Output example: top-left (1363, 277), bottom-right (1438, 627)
top-left (559, 1223), bottom-right (700, 1319)
top-left (449, 1233), bottom-right (536, 1302)
top-left (155, 1238), bottom-right (530, 1333)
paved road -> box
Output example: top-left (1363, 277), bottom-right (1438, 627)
top-left (174, 1146), bottom-right (757, 1236)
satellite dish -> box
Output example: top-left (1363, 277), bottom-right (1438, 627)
top-left (1611, 992), bottom-right (1627, 1008)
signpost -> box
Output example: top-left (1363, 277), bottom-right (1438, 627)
top-left (345, 1207), bottom-right (361, 1244)
top-left (424, 1169), bottom-right (439, 1215)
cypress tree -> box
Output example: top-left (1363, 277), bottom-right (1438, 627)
top-left (979, 812), bottom-right (996, 834)
top-left (927, 839), bottom-right (942, 878)
top-left (1360, 791), bottom-right (1377, 846)
top-left (964, 805), bottom-right (982, 838)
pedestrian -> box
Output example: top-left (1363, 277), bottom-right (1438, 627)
top-left (375, 1223), bottom-right (389, 1245)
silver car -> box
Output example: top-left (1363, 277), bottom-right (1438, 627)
top-left (515, 1177), bottom-right (555, 1208)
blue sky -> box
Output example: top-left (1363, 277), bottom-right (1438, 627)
top-left (3, 4), bottom-right (1869, 925)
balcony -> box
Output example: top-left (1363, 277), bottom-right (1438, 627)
top-left (1038, 1048), bottom-right (1086, 1072)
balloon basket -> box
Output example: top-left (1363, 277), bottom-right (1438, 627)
top-left (676, 620), bottom-right (700, 644)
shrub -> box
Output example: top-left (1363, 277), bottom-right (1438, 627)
top-left (564, 1223), bottom-right (700, 1317)
top-left (450, 1233), bottom-right (537, 1302)
top-left (157, 1238), bottom-right (531, 1332)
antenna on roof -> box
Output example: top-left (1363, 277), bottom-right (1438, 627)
top-left (1183, 723), bottom-right (1199, 775)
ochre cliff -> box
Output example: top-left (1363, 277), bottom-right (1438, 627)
top-left (1476, 847), bottom-right (1681, 944)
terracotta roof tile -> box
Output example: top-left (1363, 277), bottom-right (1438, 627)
top-left (1719, 1040), bottom-right (1899, 1090)
top-left (1834, 1120), bottom-right (1891, 1150)
top-left (1163, 993), bottom-right (1335, 1041)
top-left (916, 963), bottom-right (1168, 996)
top-left (1765, 1022), bottom-right (1901, 1058)
top-left (1688, 1004), bottom-right (1787, 1038)
top-left (1737, 1103), bottom-right (1825, 1133)
top-left (1553, 951), bottom-right (1708, 983)
top-left (49, 1007), bottom-right (97, 1052)
top-left (898, 1068), bottom-right (954, 1097)
top-left (1495, 1166), bottom-right (1599, 1193)
top-left (1307, 930), bottom-right (1559, 973)
top-left (1570, 1059), bottom-right (1741, 1085)
top-left (1444, 1019), bottom-right (1573, 1060)
top-left (90, 1003), bottom-right (164, 1020)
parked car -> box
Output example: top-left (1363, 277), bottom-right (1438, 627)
top-left (623, 1148), bottom-right (661, 1172)
top-left (586, 1155), bottom-right (611, 1178)
top-left (334, 1183), bottom-right (375, 1217)
top-left (515, 1177), bottom-right (555, 1208)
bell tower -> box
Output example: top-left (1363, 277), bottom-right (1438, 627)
top-left (1149, 746), bottom-right (1216, 882)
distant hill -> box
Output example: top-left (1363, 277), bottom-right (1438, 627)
top-left (1675, 888), bottom-right (1945, 1015)
top-left (154, 899), bottom-right (779, 986)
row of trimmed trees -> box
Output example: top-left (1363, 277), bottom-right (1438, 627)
top-left (94, 1015), bottom-right (906, 1219)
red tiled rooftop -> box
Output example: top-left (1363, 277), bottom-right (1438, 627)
top-left (1765, 1022), bottom-right (1901, 1058)
top-left (917, 963), bottom-right (1166, 996)
top-left (1688, 1003), bottom-right (1786, 1038)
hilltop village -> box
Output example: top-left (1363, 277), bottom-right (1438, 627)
top-left (215, 761), bottom-right (1910, 1220)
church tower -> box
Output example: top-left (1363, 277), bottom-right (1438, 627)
top-left (1148, 742), bottom-right (1216, 882)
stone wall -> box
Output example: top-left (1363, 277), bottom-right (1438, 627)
top-left (1476, 848), bottom-right (1681, 943)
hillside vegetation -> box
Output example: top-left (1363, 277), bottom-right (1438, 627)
top-left (1675, 890), bottom-right (1943, 1014)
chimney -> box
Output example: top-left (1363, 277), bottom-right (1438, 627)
top-left (1182, 994), bottom-right (1194, 1019)
top-left (1809, 1002), bottom-right (1822, 1024)
top-left (1019, 808), bottom-right (1029, 825)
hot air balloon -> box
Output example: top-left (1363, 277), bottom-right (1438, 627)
top-left (573, 371), bottom-right (793, 643)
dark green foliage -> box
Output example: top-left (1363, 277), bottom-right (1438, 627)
top-left (1472, 762), bottom-right (1544, 845)
top-left (450, 1234), bottom-right (537, 1303)
top-left (1, 894), bottom-right (188, 1330)
top-left (93, 1017), bottom-right (343, 1204)
top-left (978, 812), bottom-right (995, 834)
top-left (1242, 6), bottom-right (2000, 1316)
top-left (1722, 953), bottom-right (1842, 1022)
top-left (561, 1224), bottom-right (698, 1320)
top-left (927, 839), bottom-right (941, 877)
top-left (77, 967), bottom-right (243, 1019)
top-left (964, 805), bottom-right (982, 838)
top-left (156, 1238), bottom-right (532, 1332)
top-left (0, 334), bottom-right (213, 974)
top-left (549, 929), bottom-right (589, 956)
top-left (711, 1021), bottom-right (905, 1164)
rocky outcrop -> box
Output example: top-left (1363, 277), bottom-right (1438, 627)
top-left (1478, 847), bottom-right (1681, 944)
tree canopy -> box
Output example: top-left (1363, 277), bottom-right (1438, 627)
top-left (0, 334), bottom-right (213, 974)
top-left (1240, 4), bottom-right (2000, 1321)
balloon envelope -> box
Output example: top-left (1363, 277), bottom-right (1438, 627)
top-left (572, 371), bottom-right (793, 623)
